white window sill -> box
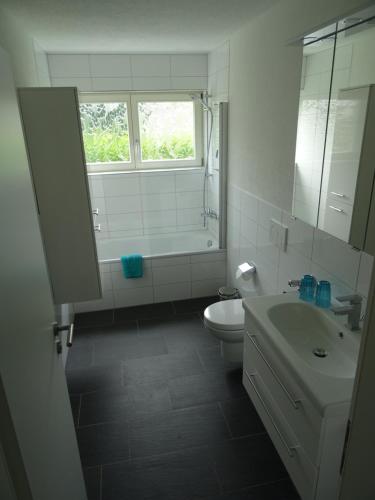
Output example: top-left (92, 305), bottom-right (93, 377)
top-left (87, 166), bottom-right (204, 176)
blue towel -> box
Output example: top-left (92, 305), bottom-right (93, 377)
top-left (121, 254), bottom-right (143, 279)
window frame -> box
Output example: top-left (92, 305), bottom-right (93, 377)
top-left (79, 92), bottom-right (136, 173)
top-left (79, 91), bottom-right (203, 173)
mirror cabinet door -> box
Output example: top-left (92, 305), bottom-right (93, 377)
top-left (293, 14), bottom-right (375, 252)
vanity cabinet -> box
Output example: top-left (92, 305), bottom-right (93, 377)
top-left (243, 314), bottom-right (350, 500)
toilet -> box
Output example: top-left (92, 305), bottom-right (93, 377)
top-left (204, 299), bottom-right (245, 362)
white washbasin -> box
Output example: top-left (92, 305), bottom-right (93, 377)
top-left (267, 302), bottom-right (357, 379)
top-left (242, 293), bottom-right (361, 412)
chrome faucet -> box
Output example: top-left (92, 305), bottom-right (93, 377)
top-left (201, 208), bottom-right (219, 220)
top-left (288, 279), bottom-right (301, 288)
top-left (331, 294), bottom-right (362, 331)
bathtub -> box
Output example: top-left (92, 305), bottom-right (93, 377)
top-left (74, 230), bottom-right (226, 313)
top-left (97, 229), bottom-right (219, 262)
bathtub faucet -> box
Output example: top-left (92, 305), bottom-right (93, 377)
top-left (201, 208), bottom-right (219, 220)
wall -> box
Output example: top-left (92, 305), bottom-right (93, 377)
top-left (0, 7), bottom-right (49, 86)
top-left (47, 53), bottom-right (208, 91)
top-left (74, 250), bottom-right (226, 312)
top-left (226, 0), bottom-right (374, 310)
top-left (88, 169), bottom-right (206, 240)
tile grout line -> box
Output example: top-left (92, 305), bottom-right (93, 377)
top-left (217, 401), bottom-right (233, 439)
top-left (77, 394), bottom-right (82, 428)
top-left (99, 465), bottom-right (103, 500)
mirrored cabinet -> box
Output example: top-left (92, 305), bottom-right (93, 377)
top-left (293, 11), bottom-right (375, 255)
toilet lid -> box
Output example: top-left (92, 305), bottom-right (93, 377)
top-left (204, 299), bottom-right (244, 331)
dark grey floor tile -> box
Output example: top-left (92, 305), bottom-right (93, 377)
top-left (122, 350), bottom-right (204, 388)
top-left (92, 323), bottom-right (168, 365)
top-left (66, 364), bottom-right (122, 395)
top-left (66, 338), bottom-right (94, 370)
top-left (83, 466), bottom-right (101, 500)
top-left (173, 296), bottom-right (218, 314)
top-left (80, 383), bottom-right (172, 426)
top-left (169, 370), bottom-right (246, 409)
top-left (210, 435), bottom-right (288, 492)
top-left (198, 346), bottom-right (242, 373)
top-left (77, 421), bottom-right (130, 467)
top-left (70, 394), bottom-right (81, 427)
top-left (75, 309), bottom-right (114, 328)
top-left (139, 314), bottom-right (218, 353)
top-left (114, 301), bottom-right (175, 322)
top-left (129, 404), bottom-right (230, 458)
top-left (102, 447), bottom-right (220, 500)
top-left (220, 398), bottom-right (265, 438)
top-left (202, 479), bottom-right (299, 499)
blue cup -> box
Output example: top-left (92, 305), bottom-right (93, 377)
top-left (299, 275), bottom-right (316, 302)
top-left (315, 280), bottom-right (331, 308)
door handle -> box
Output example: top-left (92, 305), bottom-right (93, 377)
top-left (53, 322), bottom-right (74, 354)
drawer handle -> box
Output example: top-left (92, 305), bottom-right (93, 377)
top-left (329, 205), bottom-right (345, 213)
top-left (246, 371), bottom-right (298, 457)
top-left (330, 192), bottom-right (345, 198)
top-left (247, 333), bottom-right (301, 409)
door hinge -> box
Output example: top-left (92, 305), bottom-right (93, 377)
top-left (340, 419), bottom-right (351, 474)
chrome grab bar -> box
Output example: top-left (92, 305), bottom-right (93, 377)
top-left (329, 205), bottom-right (345, 213)
top-left (247, 333), bottom-right (301, 409)
top-left (245, 370), bottom-right (298, 457)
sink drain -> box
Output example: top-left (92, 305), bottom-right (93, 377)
top-left (313, 348), bottom-right (328, 358)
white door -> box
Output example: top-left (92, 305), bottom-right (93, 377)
top-left (0, 48), bottom-right (86, 500)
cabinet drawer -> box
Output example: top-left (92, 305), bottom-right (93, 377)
top-left (244, 331), bottom-right (323, 465)
top-left (243, 369), bottom-right (317, 500)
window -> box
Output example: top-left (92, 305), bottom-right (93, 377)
top-left (79, 92), bottom-right (203, 172)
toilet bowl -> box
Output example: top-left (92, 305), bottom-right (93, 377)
top-left (203, 299), bottom-right (245, 362)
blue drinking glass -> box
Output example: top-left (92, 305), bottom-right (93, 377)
top-left (299, 275), bottom-right (316, 302)
top-left (315, 280), bottom-right (331, 308)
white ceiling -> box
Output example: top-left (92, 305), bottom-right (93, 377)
top-left (0, 0), bottom-right (279, 52)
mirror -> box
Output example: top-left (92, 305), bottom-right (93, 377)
top-left (293, 9), bottom-right (375, 250)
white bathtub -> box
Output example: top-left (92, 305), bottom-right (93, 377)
top-left (97, 229), bottom-right (218, 262)
top-left (74, 230), bottom-right (226, 313)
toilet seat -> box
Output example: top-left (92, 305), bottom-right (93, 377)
top-left (204, 298), bottom-right (244, 332)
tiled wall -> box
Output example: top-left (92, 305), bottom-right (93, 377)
top-left (47, 53), bottom-right (208, 91)
top-left (74, 250), bottom-right (226, 312)
top-left (206, 41), bottom-right (230, 240)
top-left (227, 183), bottom-right (373, 313)
top-left (88, 169), bottom-right (206, 240)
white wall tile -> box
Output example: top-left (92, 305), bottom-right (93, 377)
top-left (51, 77), bottom-right (93, 91)
top-left (91, 197), bottom-right (106, 214)
top-left (177, 208), bottom-right (202, 226)
top-left (171, 55), bottom-right (208, 77)
top-left (132, 77), bottom-right (171, 91)
top-left (107, 212), bottom-right (143, 231)
top-left (312, 229), bottom-right (361, 289)
top-left (92, 77), bottom-right (132, 91)
top-left (152, 255), bottom-right (190, 267)
top-left (176, 172), bottom-right (204, 192)
top-left (154, 282), bottom-right (191, 302)
top-left (171, 77), bottom-right (208, 90)
top-left (89, 54), bottom-right (131, 77)
top-left (176, 191), bottom-right (203, 209)
top-left (192, 278), bottom-right (223, 298)
top-left (48, 54), bottom-right (90, 77)
top-left (111, 267), bottom-right (153, 290)
top-left (152, 264), bottom-right (191, 285)
top-left (74, 291), bottom-right (114, 313)
top-left (257, 199), bottom-right (283, 229)
top-left (191, 261), bottom-right (226, 281)
top-left (100, 272), bottom-right (113, 292)
top-left (240, 191), bottom-right (258, 222)
top-left (103, 175), bottom-right (141, 197)
top-left (131, 55), bottom-right (171, 77)
top-left (114, 287), bottom-right (154, 308)
top-left (190, 251), bottom-right (226, 263)
top-left (89, 177), bottom-right (104, 197)
top-left (140, 174), bottom-right (175, 194)
top-left (282, 212), bottom-right (314, 259)
top-left (240, 214), bottom-right (257, 247)
top-left (143, 210), bottom-right (176, 229)
top-left (356, 252), bottom-right (374, 298)
top-left (142, 192), bottom-right (176, 211)
top-left (106, 195), bottom-right (142, 214)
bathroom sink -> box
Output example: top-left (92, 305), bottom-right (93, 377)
top-left (267, 302), bottom-right (356, 379)
top-left (242, 293), bottom-right (361, 412)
